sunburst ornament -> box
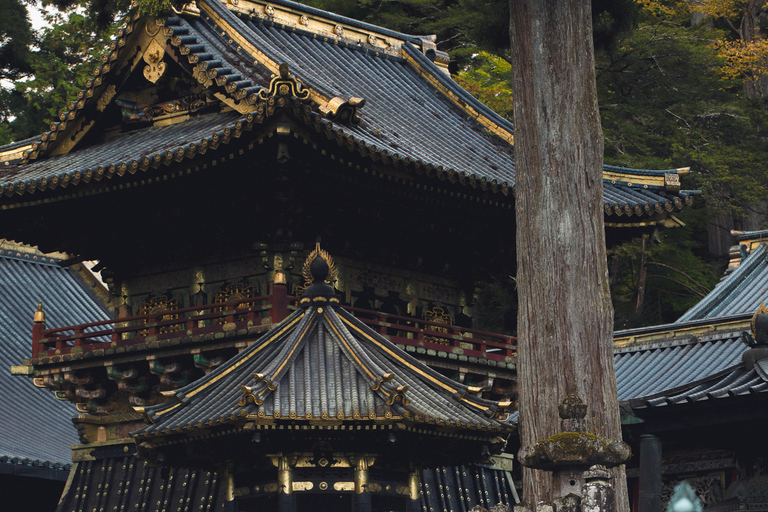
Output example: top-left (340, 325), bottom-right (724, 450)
top-left (302, 243), bottom-right (337, 285)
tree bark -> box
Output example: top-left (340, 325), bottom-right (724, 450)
top-left (509, 1), bottom-right (628, 510)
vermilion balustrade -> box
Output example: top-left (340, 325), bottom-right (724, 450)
top-left (31, 293), bottom-right (516, 363)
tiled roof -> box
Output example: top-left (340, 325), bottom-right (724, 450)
top-left (677, 243), bottom-right (768, 322)
top-left (614, 329), bottom-right (747, 401)
top-left (0, 112), bottom-right (243, 190)
top-left (626, 350), bottom-right (768, 410)
top-left (0, 250), bottom-right (111, 464)
top-left (137, 304), bottom-right (513, 437)
top-left (0, 0), bottom-right (697, 221)
top-left (735, 229), bottom-right (768, 242)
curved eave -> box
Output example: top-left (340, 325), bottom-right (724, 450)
top-left (628, 364), bottom-right (768, 410)
top-left (0, 112), bottom-right (249, 208)
top-left (0, 104), bottom-right (699, 222)
top-left (134, 305), bottom-right (514, 441)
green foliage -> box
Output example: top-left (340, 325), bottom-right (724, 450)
top-left (609, 224), bottom-right (721, 328)
top-left (596, 5), bottom-right (768, 217)
top-left (454, 51), bottom-right (514, 121)
top-left (0, 0), bottom-right (34, 81)
top-left (0, 8), bottom-right (118, 144)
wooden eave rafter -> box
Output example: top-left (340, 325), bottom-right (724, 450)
top-left (136, 414), bottom-right (512, 443)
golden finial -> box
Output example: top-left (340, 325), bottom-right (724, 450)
top-left (33, 302), bottom-right (45, 323)
top-left (302, 243), bottom-right (337, 285)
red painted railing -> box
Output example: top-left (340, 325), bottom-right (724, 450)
top-left (32, 295), bottom-right (277, 359)
top-left (345, 306), bottom-right (516, 362)
top-left (32, 290), bottom-right (516, 363)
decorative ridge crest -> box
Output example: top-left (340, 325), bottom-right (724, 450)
top-left (258, 63), bottom-right (310, 102)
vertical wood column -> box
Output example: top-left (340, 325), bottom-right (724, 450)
top-left (271, 270), bottom-right (289, 324)
top-left (406, 469), bottom-right (421, 512)
top-left (639, 434), bottom-right (662, 512)
top-left (353, 456), bottom-right (372, 512)
top-left (277, 455), bottom-right (295, 512)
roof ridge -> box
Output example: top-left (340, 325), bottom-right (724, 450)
top-left (221, 0), bottom-right (427, 45)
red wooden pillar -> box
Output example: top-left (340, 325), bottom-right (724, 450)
top-left (32, 302), bottom-right (45, 358)
top-left (271, 270), bottom-right (289, 324)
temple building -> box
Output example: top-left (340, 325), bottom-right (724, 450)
top-left (615, 230), bottom-right (768, 511)
top-left (0, 0), bottom-right (706, 510)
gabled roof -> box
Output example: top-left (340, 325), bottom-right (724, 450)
top-left (0, 0), bottom-right (696, 223)
top-left (137, 304), bottom-right (513, 438)
top-left (677, 243), bottom-right (768, 323)
top-left (0, 245), bottom-right (111, 465)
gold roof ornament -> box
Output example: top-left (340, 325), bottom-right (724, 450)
top-left (302, 243), bottom-right (336, 286)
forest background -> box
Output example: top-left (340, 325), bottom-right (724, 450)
top-left (1, 0), bottom-right (767, 331)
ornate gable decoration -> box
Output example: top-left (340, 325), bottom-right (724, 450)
top-left (258, 63), bottom-right (310, 104)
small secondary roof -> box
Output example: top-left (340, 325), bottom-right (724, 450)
top-left (0, 246), bottom-right (111, 465)
top-left (136, 304), bottom-right (514, 438)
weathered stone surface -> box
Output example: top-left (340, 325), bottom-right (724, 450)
top-left (519, 432), bottom-right (630, 471)
top-left (555, 494), bottom-right (581, 512)
top-left (582, 480), bottom-right (615, 512)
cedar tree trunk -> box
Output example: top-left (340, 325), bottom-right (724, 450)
top-left (509, 1), bottom-right (629, 510)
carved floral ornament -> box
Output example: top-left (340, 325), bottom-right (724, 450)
top-left (143, 38), bottom-right (167, 84)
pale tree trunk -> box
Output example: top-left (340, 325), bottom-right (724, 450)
top-left (509, 1), bottom-right (629, 510)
